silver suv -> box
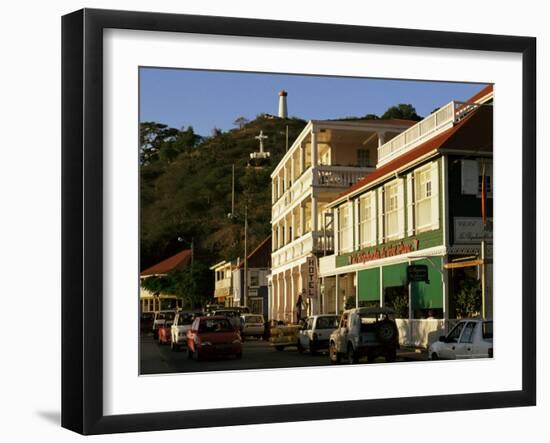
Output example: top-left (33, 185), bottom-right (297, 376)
top-left (329, 307), bottom-right (399, 364)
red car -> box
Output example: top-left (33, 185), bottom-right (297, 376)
top-left (186, 316), bottom-right (243, 360)
top-left (158, 323), bottom-right (172, 345)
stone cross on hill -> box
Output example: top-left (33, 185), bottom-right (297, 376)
top-left (255, 130), bottom-right (268, 153)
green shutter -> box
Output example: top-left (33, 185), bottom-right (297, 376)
top-left (411, 257), bottom-right (443, 309)
top-left (357, 268), bottom-right (380, 302)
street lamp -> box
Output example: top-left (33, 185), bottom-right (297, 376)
top-left (177, 236), bottom-right (194, 269)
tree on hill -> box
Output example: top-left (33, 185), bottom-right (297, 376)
top-left (381, 104), bottom-right (422, 121)
top-left (233, 116), bottom-right (250, 129)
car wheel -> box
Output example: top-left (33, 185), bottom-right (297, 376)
top-left (275, 345), bottom-right (285, 351)
top-left (235, 352), bottom-right (242, 359)
top-left (431, 352), bottom-right (439, 360)
top-left (347, 344), bottom-right (359, 364)
top-left (309, 343), bottom-right (318, 355)
top-left (297, 341), bottom-right (305, 354)
top-left (366, 350), bottom-right (377, 363)
top-left (376, 320), bottom-right (397, 344)
top-left (329, 342), bottom-right (341, 364)
top-left (385, 348), bottom-right (397, 362)
top-left (188, 348), bottom-right (193, 359)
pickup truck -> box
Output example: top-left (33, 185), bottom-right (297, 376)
top-left (428, 319), bottom-right (493, 360)
top-left (329, 307), bottom-right (399, 364)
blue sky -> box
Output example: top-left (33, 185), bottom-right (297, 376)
top-left (139, 68), bottom-right (488, 136)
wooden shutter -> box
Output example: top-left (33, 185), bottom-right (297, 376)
top-left (406, 173), bottom-right (414, 237)
top-left (461, 159), bottom-right (477, 195)
top-left (397, 179), bottom-right (405, 238)
top-left (377, 188), bottom-right (384, 244)
top-left (369, 192), bottom-right (376, 246)
top-left (431, 161), bottom-right (440, 230)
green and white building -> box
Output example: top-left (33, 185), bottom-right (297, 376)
top-left (318, 85), bottom-right (494, 347)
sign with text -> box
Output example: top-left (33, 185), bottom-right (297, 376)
top-left (306, 256), bottom-right (318, 298)
top-left (407, 264), bottom-right (429, 283)
top-left (454, 217), bottom-right (493, 244)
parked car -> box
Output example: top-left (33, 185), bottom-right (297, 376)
top-left (240, 314), bottom-right (265, 339)
top-left (152, 311), bottom-right (176, 339)
top-left (428, 319), bottom-right (493, 360)
top-left (269, 322), bottom-right (301, 351)
top-left (158, 322), bottom-right (173, 345)
top-left (329, 307), bottom-right (399, 364)
top-left (170, 311), bottom-right (202, 351)
top-left (298, 315), bottom-right (339, 354)
top-left (209, 309), bottom-right (243, 332)
top-left (186, 316), bottom-right (243, 360)
top-left (140, 312), bottom-right (154, 334)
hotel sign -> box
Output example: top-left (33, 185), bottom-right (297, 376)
top-left (454, 217), bottom-right (493, 244)
top-left (306, 255), bottom-right (318, 298)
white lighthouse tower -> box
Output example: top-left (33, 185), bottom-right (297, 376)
top-left (278, 90), bottom-right (288, 118)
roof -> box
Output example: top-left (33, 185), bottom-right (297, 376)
top-left (237, 236), bottom-right (272, 269)
top-left (468, 84), bottom-right (493, 104)
top-left (331, 103), bottom-right (492, 205)
top-left (141, 249), bottom-right (192, 276)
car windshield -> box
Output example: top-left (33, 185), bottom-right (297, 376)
top-left (178, 314), bottom-right (194, 325)
top-left (199, 318), bottom-right (233, 333)
top-left (245, 315), bottom-right (263, 323)
top-left (482, 321), bottom-right (493, 339)
top-left (316, 316), bottom-right (338, 329)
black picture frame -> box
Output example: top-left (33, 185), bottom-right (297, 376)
top-left (62, 8), bottom-right (536, 435)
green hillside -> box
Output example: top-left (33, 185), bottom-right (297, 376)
top-left (140, 116), bottom-right (307, 271)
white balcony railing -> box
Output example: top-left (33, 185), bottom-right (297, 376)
top-left (315, 165), bottom-right (373, 188)
top-left (272, 230), bottom-right (335, 268)
top-left (377, 101), bottom-right (481, 166)
top-left (272, 166), bottom-right (372, 221)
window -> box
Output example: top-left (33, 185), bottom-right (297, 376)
top-left (384, 181), bottom-right (402, 239)
top-left (338, 203), bottom-right (353, 253)
top-left (357, 149), bottom-right (371, 167)
top-left (460, 322), bottom-right (477, 344)
top-left (446, 322), bottom-right (465, 343)
top-left (359, 193), bottom-right (376, 248)
top-left (409, 162), bottom-right (439, 234)
top-left (415, 167), bottom-right (433, 230)
top-left (249, 271), bottom-right (259, 287)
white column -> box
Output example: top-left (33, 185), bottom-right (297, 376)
top-left (300, 143), bottom-right (305, 174)
top-left (291, 153), bottom-right (295, 183)
top-left (283, 273), bottom-right (288, 322)
top-left (271, 277), bottom-right (277, 320)
top-left (284, 217), bottom-right (288, 245)
top-left (290, 268), bottom-right (295, 323)
top-left (283, 166), bottom-right (288, 194)
top-left (300, 202), bottom-right (305, 237)
top-left (312, 195), bottom-right (318, 233)
top-left (291, 210), bottom-right (296, 242)
top-left (311, 129), bottom-right (318, 167)
top-left (335, 274), bottom-right (340, 314)
top-left (377, 131), bottom-right (386, 147)
top-left (355, 272), bottom-right (359, 308)
top-left (277, 175), bottom-right (281, 199)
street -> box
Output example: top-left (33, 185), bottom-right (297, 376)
top-left (140, 334), bottom-right (428, 374)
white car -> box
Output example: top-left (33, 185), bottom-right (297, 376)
top-left (428, 319), bottom-right (493, 360)
top-left (297, 315), bottom-right (339, 354)
top-left (240, 314), bottom-right (265, 339)
top-left (152, 311), bottom-right (176, 339)
top-left (170, 311), bottom-right (201, 351)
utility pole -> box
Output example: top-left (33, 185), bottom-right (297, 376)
top-left (231, 164), bottom-right (235, 216)
top-left (243, 205), bottom-right (248, 308)
top-left (480, 159), bottom-right (487, 320)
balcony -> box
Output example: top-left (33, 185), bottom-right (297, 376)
top-left (272, 230), bottom-right (334, 268)
top-left (272, 165), bottom-right (373, 221)
top-left (377, 101), bottom-right (480, 166)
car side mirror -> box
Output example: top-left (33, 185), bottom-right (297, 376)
top-left (439, 335), bottom-right (446, 342)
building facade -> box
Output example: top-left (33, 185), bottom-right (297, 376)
top-left (269, 118), bottom-right (416, 322)
top-left (210, 260), bottom-right (235, 307)
top-left (319, 86), bottom-right (494, 347)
